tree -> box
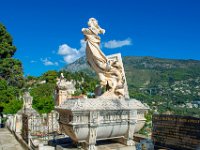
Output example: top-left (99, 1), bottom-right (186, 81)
top-left (32, 96), bottom-right (54, 114)
top-left (26, 75), bottom-right (37, 81)
top-left (30, 83), bottom-right (55, 114)
top-left (41, 70), bottom-right (58, 83)
top-left (2, 99), bottom-right (23, 114)
top-left (0, 23), bottom-right (24, 88)
top-left (0, 23), bottom-right (24, 114)
top-left (0, 79), bottom-right (19, 103)
top-left (0, 78), bottom-right (22, 114)
top-left (0, 58), bottom-right (24, 88)
top-left (0, 23), bottom-right (16, 59)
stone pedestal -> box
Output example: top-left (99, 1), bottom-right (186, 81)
top-left (56, 98), bottom-right (148, 150)
top-left (55, 77), bottom-right (76, 106)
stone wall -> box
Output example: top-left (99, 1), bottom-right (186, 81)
top-left (152, 114), bottom-right (200, 150)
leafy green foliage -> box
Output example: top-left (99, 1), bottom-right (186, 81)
top-left (0, 80), bottom-right (19, 103)
top-left (0, 23), bottom-right (16, 59)
top-left (32, 96), bottom-right (54, 114)
top-left (0, 78), bottom-right (22, 114)
top-left (2, 99), bottom-right (23, 114)
top-left (0, 23), bottom-right (24, 114)
top-left (30, 83), bottom-right (55, 114)
top-left (26, 75), bottom-right (37, 81)
top-left (58, 70), bottom-right (99, 96)
top-left (0, 58), bottom-right (24, 88)
top-left (40, 70), bottom-right (58, 83)
top-left (138, 110), bottom-right (153, 136)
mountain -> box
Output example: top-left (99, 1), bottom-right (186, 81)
top-left (64, 56), bottom-right (200, 116)
top-left (65, 56), bottom-right (200, 89)
top-left (64, 56), bottom-right (94, 76)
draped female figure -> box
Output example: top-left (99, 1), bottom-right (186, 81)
top-left (82, 18), bottom-right (125, 98)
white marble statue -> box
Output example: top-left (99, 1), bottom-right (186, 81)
top-left (82, 18), bottom-right (125, 99)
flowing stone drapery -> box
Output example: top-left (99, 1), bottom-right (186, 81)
top-left (82, 18), bottom-right (125, 99)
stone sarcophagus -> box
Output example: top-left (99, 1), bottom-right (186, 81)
top-left (55, 98), bottom-right (148, 150)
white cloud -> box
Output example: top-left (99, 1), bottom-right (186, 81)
top-left (58, 38), bottom-right (131, 63)
top-left (104, 38), bottom-right (132, 49)
top-left (58, 40), bottom-right (86, 63)
top-left (41, 58), bottom-right (59, 66)
top-left (30, 60), bottom-right (37, 63)
top-left (58, 44), bottom-right (77, 55)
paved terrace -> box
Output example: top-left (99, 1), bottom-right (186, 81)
top-left (0, 128), bottom-right (24, 150)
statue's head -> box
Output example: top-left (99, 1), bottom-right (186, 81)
top-left (88, 18), bottom-right (98, 28)
top-left (88, 18), bottom-right (105, 35)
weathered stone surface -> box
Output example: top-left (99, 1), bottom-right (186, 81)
top-left (58, 98), bottom-right (146, 111)
top-left (152, 114), bottom-right (200, 150)
top-left (107, 53), bottom-right (130, 99)
top-left (82, 18), bottom-right (127, 99)
top-left (6, 92), bottom-right (40, 134)
top-left (0, 128), bottom-right (24, 150)
top-left (55, 74), bottom-right (76, 106)
top-left (56, 99), bottom-right (148, 150)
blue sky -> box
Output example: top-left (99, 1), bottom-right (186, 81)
top-left (1, 0), bottom-right (200, 76)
